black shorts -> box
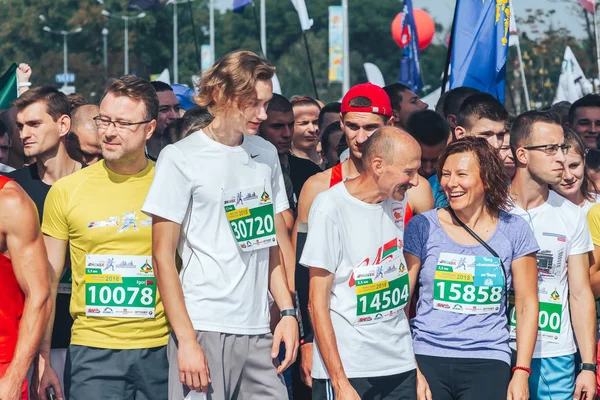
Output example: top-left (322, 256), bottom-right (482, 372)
top-left (312, 369), bottom-right (416, 400)
top-left (416, 354), bottom-right (510, 400)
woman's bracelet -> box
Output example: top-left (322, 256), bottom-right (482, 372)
top-left (511, 366), bottom-right (532, 375)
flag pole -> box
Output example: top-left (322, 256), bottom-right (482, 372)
top-left (186, 0), bottom-right (202, 70)
top-left (251, 3), bottom-right (265, 57)
top-left (342, 0), bottom-right (350, 94)
top-left (441, 2), bottom-right (458, 95)
top-left (594, 3), bottom-right (600, 88)
top-left (260, 0), bottom-right (267, 58)
top-left (515, 39), bottom-right (531, 111)
top-left (302, 32), bottom-right (319, 99)
top-left (209, 0), bottom-right (215, 65)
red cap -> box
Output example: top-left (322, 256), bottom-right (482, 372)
top-left (341, 83), bottom-right (392, 117)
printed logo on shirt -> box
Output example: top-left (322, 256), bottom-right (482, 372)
top-left (140, 217), bottom-right (152, 227)
top-left (87, 216), bottom-right (120, 229)
top-left (260, 186), bottom-right (271, 204)
top-left (139, 260), bottom-right (153, 274)
top-left (118, 211), bottom-right (139, 232)
top-left (550, 289), bottom-right (560, 301)
top-left (251, 154), bottom-right (259, 159)
top-left (543, 232), bottom-right (567, 242)
top-left (349, 238), bottom-right (400, 287)
top-left (392, 205), bottom-right (404, 225)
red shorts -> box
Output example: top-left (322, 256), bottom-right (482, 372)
top-left (0, 362), bottom-right (28, 400)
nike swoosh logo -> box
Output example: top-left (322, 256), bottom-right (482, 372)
top-left (250, 154), bottom-right (259, 159)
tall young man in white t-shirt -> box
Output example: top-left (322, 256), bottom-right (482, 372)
top-left (509, 111), bottom-right (596, 400)
top-left (143, 50), bottom-right (298, 400)
top-left (301, 126), bottom-right (421, 400)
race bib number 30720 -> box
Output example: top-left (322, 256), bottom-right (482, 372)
top-left (223, 184), bottom-right (278, 251)
top-left (85, 254), bottom-right (156, 318)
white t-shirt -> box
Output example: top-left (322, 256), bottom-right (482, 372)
top-left (509, 190), bottom-right (593, 358)
top-left (142, 131), bottom-right (289, 335)
top-left (300, 182), bottom-right (416, 379)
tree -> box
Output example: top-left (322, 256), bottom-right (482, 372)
top-left (0, 0), bottom-right (449, 102)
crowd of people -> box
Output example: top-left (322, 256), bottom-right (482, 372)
top-left (1, 50), bottom-right (600, 400)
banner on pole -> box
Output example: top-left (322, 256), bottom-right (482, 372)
top-left (201, 44), bottom-right (212, 72)
top-left (328, 6), bottom-right (343, 83)
top-left (554, 46), bottom-right (594, 104)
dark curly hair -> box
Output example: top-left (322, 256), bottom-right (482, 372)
top-left (437, 136), bottom-right (511, 213)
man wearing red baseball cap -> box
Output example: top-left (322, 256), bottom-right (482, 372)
top-left (290, 83), bottom-right (433, 396)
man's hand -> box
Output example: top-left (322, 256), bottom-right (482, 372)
top-left (30, 355), bottom-right (64, 400)
top-left (177, 339), bottom-right (211, 393)
top-left (0, 373), bottom-right (23, 400)
top-left (16, 63), bottom-right (32, 82)
top-left (575, 370), bottom-right (597, 400)
top-left (416, 368), bottom-right (432, 400)
top-left (299, 343), bottom-right (313, 387)
top-left (334, 380), bottom-right (360, 400)
top-left (506, 370), bottom-right (529, 400)
top-left (271, 315), bottom-right (299, 374)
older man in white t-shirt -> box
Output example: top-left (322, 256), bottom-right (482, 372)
top-left (301, 126), bottom-right (421, 400)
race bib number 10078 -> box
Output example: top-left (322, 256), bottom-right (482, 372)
top-left (85, 254), bottom-right (157, 318)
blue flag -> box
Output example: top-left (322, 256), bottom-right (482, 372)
top-left (450, 0), bottom-right (510, 103)
top-left (397, 0), bottom-right (423, 93)
top-left (233, 0), bottom-right (252, 13)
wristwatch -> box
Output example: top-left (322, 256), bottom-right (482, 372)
top-left (280, 309), bottom-right (298, 320)
top-left (580, 363), bottom-right (597, 373)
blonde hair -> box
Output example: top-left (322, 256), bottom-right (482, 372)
top-left (194, 50), bottom-right (275, 117)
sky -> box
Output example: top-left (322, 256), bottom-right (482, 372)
top-left (216, 0), bottom-right (590, 39)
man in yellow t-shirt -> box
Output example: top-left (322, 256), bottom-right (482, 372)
top-left (35, 76), bottom-right (169, 400)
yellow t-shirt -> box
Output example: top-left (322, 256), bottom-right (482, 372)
top-left (42, 161), bottom-right (169, 349)
top-left (588, 203), bottom-right (600, 246)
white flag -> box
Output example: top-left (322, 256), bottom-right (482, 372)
top-left (272, 73), bottom-right (282, 95)
top-left (509, 1), bottom-right (519, 47)
top-left (155, 68), bottom-right (170, 85)
top-left (554, 46), bottom-right (594, 104)
top-left (363, 63), bottom-right (385, 87)
top-left (290, 0), bottom-right (313, 31)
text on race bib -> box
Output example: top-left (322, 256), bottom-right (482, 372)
top-left (223, 184), bottom-right (277, 251)
top-left (85, 255), bottom-right (156, 319)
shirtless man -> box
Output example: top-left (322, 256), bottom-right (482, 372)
top-left (0, 176), bottom-right (52, 400)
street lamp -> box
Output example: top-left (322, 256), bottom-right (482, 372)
top-left (101, 9), bottom-right (146, 75)
top-left (39, 15), bottom-right (83, 87)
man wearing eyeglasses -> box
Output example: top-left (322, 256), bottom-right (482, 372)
top-left (147, 81), bottom-right (181, 160)
top-left (454, 92), bottom-right (508, 149)
top-left (509, 111), bottom-right (596, 400)
top-left (36, 76), bottom-right (170, 400)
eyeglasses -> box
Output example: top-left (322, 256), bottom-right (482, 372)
top-left (523, 144), bottom-right (571, 155)
top-left (93, 116), bottom-right (152, 131)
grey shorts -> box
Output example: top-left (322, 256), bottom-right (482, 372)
top-left (167, 331), bottom-right (287, 400)
top-left (65, 345), bottom-right (168, 400)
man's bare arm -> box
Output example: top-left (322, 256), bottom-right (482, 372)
top-left (309, 267), bottom-right (357, 395)
top-left (407, 176), bottom-right (434, 215)
top-left (1, 185), bottom-right (52, 387)
top-left (292, 173), bottom-right (329, 249)
top-left (277, 209), bottom-right (296, 292)
top-left (568, 253), bottom-right (596, 364)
